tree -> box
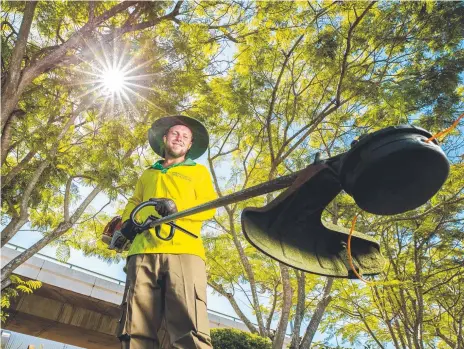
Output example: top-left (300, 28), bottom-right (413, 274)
top-left (1, 0), bottom-right (248, 287)
top-left (323, 160), bottom-right (463, 349)
top-left (1, 1), bottom-right (463, 348)
top-left (189, 1), bottom-right (463, 348)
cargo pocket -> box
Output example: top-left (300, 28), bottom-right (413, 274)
top-left (194, 282), bottom-right (210, 335)
top-left (117, 299), bottom-right (129, 337)
top-left (117, 255), bottom-right (142, 338)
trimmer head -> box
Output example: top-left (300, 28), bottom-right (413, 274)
top-left (339, 126), bottom-right (449, 215)
top-left (241, 125), bottom-right (450, 277)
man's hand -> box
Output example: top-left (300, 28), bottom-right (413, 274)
top-left (109, 230), bottom-right (131, 253)
top-left (151, 198), bottom-right (178, 217)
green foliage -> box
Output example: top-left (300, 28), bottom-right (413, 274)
top-left (197, 2), bottom-right (463, 348)
top-left (1, 275), bottom-right (41, 323)
top-left (1, 1), bottom-right (463, 348)
top-left (321, 161), bottom-right (464, 348)
top-left (211, 328), bottom-right (272, 349)
top-left (1, 0), bottom-right (241, 262)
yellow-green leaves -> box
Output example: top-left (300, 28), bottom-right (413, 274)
top-left (1, 276), bottom-right (42, 323)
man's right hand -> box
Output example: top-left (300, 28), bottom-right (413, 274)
top-left (109, 230), bottom-right (131, 253)
top-left (120, 220), bottom-right (139, 241)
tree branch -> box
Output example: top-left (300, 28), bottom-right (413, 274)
top-left (266, 283), bottom-right (279, 335)
top-left (208, 280), bottom-right (259, 334)
top-left (88, 1), bottom-right (95, 24)
top-left (1, 98), bottom-right (94, 247)
top-left (435, 328), bottom-right (456, 348)
top-left (64, 176), bottom-right (73, 222)
top-left (1, 1), bottom-right (38, 130)
top-left (300, 277), bottom-right (334, 348)
top-left (272, 263), bottom-right (293, 349)
top-left (266, 34), bottom-right (305, 163)
top-left (1, 20), bottom-right (18, 37)
top-left (1, 185), bottom-right (103, 289)
top-left (290, 270), bottom-right (305, 349)
top-left (335, 2), bottom-right (375, 106)
top-left (117, 1), bottom-right (183, 35)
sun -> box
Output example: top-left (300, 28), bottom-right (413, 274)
top-left (101, 68), bottom-right (126, 93)
top-left (69, 41), bottom-right (169, 117)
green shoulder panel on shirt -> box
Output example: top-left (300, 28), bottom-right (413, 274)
top-left (151, 158), bottom-right (196, 173)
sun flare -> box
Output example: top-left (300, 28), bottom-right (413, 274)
top-left (101, 68), bottom-right (126, 93)
top-left (70, 41), bottom-right (168, 117)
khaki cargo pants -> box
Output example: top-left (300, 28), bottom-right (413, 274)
top-left (117, 254), bottom-right (213, 349)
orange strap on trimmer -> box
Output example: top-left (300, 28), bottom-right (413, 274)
top-left (426, 112), bottom-right (464, 143)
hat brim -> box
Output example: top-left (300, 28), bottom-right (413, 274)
top-left (148, 115), bottom-right (209, 160)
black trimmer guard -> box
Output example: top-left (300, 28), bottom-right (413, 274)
top-left (242, 164), bottom-right (383, 278)
top-left (242, 126), bottom-right (449, 277)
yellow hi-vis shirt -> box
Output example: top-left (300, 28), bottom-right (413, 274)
top-left (121, 159), bottom-right (217, 261)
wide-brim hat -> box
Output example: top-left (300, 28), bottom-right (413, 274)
top-left (148, 115), bottom-right (209, 160)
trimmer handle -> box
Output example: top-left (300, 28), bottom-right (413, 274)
top-left (130, 199), bottom-right (197, 241)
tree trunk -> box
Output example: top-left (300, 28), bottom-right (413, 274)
top-left (208, 280), bottom-right (259, 334)
top-left (1, 159), bottom-right (50, 247)
top-left (1, 98), bottom-right (93, 247)
top-left (289, 271), bottom-right (305, 349)
top-left (1, 185), bottom-right (102, 289)
top-left (228, 213), bottom-right (267, 336)
top-left (413, 233), bottom-right (425, 349)
top-left (0, 215), bottom-right (29, 247)
top-left (1, 1), bottom-right (37, 130)
top-left (300, 277), bottom-right (334, 348)
top-left (272, 263), bottom-right (293, 349)
top-left (1, 109), bottom-right (26, 165)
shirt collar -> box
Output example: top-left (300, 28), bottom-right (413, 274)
top-left (151, 158), bottom-right (196, 173)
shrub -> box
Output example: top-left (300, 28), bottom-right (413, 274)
top-left (211, 328), bottom-right (272, 349)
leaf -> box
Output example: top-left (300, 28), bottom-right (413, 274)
top-left (25, 280), bottom-right (42, 290)
top-left (56, 244), bottom-right (71, 262)
top-left (1, 296), bottom-right (10, 308)
top-left (16, 285), bottom-right (33, 294)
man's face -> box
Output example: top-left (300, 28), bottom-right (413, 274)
top-left (163, 124), bottom-right (193, 159)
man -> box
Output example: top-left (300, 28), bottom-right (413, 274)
top-left (117, 115), bottom-right (217, 349)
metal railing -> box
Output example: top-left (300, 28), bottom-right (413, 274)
top-left (4, 242), bottom-right (126, 285)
